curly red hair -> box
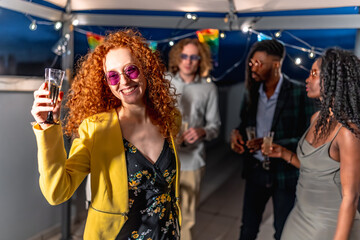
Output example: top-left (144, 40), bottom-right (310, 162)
top-left (64, 29), bottom-right (180, 139)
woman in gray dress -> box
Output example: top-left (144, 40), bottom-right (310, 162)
top-left (264, 48), bottom-right (360, 240)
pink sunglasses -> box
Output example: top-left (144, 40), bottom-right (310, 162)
top-left (105, 65), bottom-right (140, 85)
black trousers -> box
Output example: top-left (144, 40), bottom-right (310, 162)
top-left (239, 164), bottom-right (296, 240)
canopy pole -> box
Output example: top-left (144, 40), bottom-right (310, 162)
top-left (61, 1), bottom-right (74, 239)
top-left (355, 30), bottom-right (360, 57)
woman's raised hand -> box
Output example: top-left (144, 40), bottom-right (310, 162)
top-left (31, 82), bottom-right (64, 126)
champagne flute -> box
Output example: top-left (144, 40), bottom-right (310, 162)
top-left (176, 115), bottom-right (189, 145)
top-left (44, 68), bottom-right (65, 124)
top-left (262, 131), bottom-right (274, 170)
top-left (246, 126), bottom-right (256, 140)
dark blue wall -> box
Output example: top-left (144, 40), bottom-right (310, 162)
top-left (0, 7), bottom-right (358, 86)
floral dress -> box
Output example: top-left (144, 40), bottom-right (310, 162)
top-left (116, 138), bottom-right (180, 240)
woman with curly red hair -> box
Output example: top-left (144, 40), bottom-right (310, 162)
top-left (31, 29), bottom-right (181, 239)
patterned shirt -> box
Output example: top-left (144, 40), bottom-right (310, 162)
top-left (116, 139), bottom-right (180, 240)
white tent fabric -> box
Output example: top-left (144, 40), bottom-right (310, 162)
top-left (44, 0), bottom-right (360, 13)
top-left (1, 1), bottom-right (359, 29)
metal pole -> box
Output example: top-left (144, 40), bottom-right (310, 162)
top-left (60, 1), bottom-right (74, 239)
top-left (355, 30), bottom-right (360, 58)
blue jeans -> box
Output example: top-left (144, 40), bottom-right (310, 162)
top-left (239, 165), bottom-right (296, 240)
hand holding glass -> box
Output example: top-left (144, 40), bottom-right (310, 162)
top-left (44, 68), bottom-right (65, 124)
top-left (176, 116), bottom-right (189, 145)
top-left (181, 121), bottom-right (189, 134)
top-left (246, 126), bottom-right (256, 140)
top-left (262, 131), bottom-right (274, 170)
top-left (180, 116), bottom-right (189, 143)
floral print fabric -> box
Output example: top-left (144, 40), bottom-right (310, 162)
top-left (116, 139), bottom-right (180, 240)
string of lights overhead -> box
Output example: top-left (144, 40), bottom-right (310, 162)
top-left (24, 10), bottom-right (322, 80)
top-left (241, 25), bottom-right (323, 71)
top-left (25, 14), bottom-right (63, 31)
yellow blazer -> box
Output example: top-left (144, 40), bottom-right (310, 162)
top-left (33, 109), bottom-right (181, 239)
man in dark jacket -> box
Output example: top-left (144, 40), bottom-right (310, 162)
top-left (230, 39), bottom-right (315, 240)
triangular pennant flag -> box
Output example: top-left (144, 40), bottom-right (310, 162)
top-left (86, 32), bottom-right (104, 51)
top-left (147, 41), bottom-right (158, 52)
top-left (196, 29), bottom-right (220, 67)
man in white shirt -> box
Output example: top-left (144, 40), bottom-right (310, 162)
top-left (168, 38), bottom-right (221, 240)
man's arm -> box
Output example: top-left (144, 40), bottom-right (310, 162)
top-left (202, 84), bottom-right (221, 141)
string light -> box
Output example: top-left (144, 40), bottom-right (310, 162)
top-left (185, 13), bottom-right (192, 19)
top-left (29, 20), bottom-right (37, 31)
top-left (51, 34), bottom-right (70, 56)
top-left (308, 48), bottom-right (315, 59)
top-left (185, 13), bottom-right (198, 21)
top-left (54, 21), bottom-right (62, 30)
top-left (73, 26), bottom-right (321, 79)
top-left (275, 30), bottom-right (283, 38)
top-left (242, 26), bottom-right (250, 33)
top-left (72, 18), bottom-right (79, 26)
top-left (25, 13), bottom-right (64, 32)
top-left (295, 57), bottom-right (302, 65)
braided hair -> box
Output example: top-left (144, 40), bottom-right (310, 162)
top-left (315, 48), bottom-right (360, 140)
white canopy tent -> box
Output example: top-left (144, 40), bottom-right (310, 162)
top-left (1, 0), bottom-right (360, 30)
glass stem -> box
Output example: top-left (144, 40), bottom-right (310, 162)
top-left (46, 111), bottom-right (54, 124)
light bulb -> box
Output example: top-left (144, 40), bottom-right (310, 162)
top-left (29, 20), bottom-right (37, 31)
top-left (242, 26), bottom-right (249, 33)
top-left (275, 30), bottom-right (282, 38)
top-left (169, 41), bottom-right (174, 46)
top-left (54, 21), bottom-right (62, 30)
top-left (220, 32), bottom-right (226, 39)
top-left (72, 19), bottom-right (79, 26)
top-left (191, 14), bottom-right (198, 20)
top-left (308, 51), bottom-right (315, 59)
top-left (295, 58), bottom-right (302, 65)
top-left (185, 13), bottom-right (192, 19)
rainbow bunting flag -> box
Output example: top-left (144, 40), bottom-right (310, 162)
top-left (196, 29), bottom-right (220, 67)
top-left (86, 32), bottom-right (104, 51)
top-left (147, 41), bottom-right (158, 52)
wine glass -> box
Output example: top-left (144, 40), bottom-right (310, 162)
top-left (262, 131), bottom-right (274, 170)
top-left (44, 68), bottom-right (65, 124)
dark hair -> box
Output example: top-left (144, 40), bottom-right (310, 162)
top-left (168, 38), bottom-right (212, 77)
top-left (315, 47), bottom-right (360, 140)
top-left (245, 39), bottom-right (285, 106)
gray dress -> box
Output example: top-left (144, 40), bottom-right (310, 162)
top-left (281, 126), bottom-right (360, 240)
